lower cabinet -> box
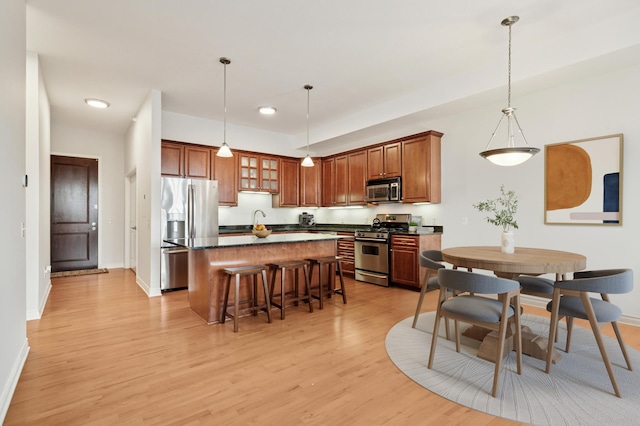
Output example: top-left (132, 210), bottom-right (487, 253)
top-left (391, 234), bottom-right (442, 289)
top-left (337, 233), bottom-right (355, 276)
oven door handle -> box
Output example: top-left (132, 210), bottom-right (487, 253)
top-left (356, 270), bottom-right (389, 279)
top-left (355, 237), bottom-right (388, 243)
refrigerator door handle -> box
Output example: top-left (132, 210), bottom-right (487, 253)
top-left (188, 183), bottom-right (195, 238)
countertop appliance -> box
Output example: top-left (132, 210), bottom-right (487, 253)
top-left (161, 177), bottom-right (219, 291)
top-left (354, 213), bottom-right (411, 286)
top-left (299, 212), bottom-right (315, 226)
top-left (366, 177), bottom-right (401, 203)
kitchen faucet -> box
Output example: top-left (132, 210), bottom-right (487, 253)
top-left (253, 209), bottom-right (266, 224)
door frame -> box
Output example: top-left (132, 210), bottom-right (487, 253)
top-left (125, 170), bottom-right (137, 271)
top-left (50, 152), bottom-right (102, 269)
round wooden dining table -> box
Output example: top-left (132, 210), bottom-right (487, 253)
top-left (441, 246), bottom-right (587, 365)
top-left (441, 246), bottom-right (587, 280)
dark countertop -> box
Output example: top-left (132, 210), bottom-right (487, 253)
top-left (219, 223), bottom-right (443, 236)
top-left (165, 232), bottom-right (346, 250)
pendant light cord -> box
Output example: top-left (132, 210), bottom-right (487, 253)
top-left (305, 84), bottom-right (313, 155)
top-left (223, 60), bottom-right (227, 143)
top-left (507, 23), bottom-right (512, 108)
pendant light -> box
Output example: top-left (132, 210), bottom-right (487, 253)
top-left (480, 16), bottom-right (539, 166)
top-left (216, 57), bottom-right (233, 158)
top-left (301, 84), bottom-right (315, 167)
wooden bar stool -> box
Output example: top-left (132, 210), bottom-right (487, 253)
top-left (307, 256), bottom-right (347, 309)
top-left (221, 264), bottom-right (272, 332)
top-left (268, 260), bottom-right (313, 320)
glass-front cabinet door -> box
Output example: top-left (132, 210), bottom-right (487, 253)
top-left (239, 154), bottom-right (279, 193)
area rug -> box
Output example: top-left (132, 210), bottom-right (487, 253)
top-left (386, 312), bottom-right (640, 426)
top-left (51, 268), bottom-right (109, 278)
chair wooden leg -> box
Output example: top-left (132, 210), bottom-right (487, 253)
top-left (565, 316), bottom-right (573, 352)
top-left (581, 292), bottom-right (621, 397)
top-left (336, 261), bottom-right (347, 303)
top-left (611, 321), bottom-right (633, 371)
top-left (427, 287), bottom-right (445, 369)
top-left (261, 269), bottom-right (272, 323)
top-left (491, 294), bottom-right (510, 397)
top-left (513, 293), bottom-right (522, 375)
top-left (221, 274), bottom-right (231, 323)
top-left (412, 272), bottom-right (431, 328)
top-left (454, 320), bottom-right (460, 353)
top-left (546, 289), bottom-right (561, 373)
top-left (302, 264), bottom-right (313, 313)
top-left (233, 274), bottom-right (240, 332)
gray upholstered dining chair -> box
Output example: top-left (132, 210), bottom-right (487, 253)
top-left (545, 268), bottom-right (634, 398)
top-left (412, 250), bottom-right (446, 329)
top-left (428, 269), bottom-right (522, 398)
top-left (518, 275), bottom-right (555, 298)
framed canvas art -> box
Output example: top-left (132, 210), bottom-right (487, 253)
top-left (544, 134), bottom-right (623, 225)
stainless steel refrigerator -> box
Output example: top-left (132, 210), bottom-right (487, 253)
top-left (161, 177), bottom-right (219, 291)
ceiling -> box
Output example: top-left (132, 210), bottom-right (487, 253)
top-left (26, 0), bottom-right (640, 153)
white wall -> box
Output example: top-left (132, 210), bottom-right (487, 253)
top-left (51, 125), bottom-right (126, 269)
top-left (25, 52), bottom-right (51, 320)
top-left (0, 0), bottom-right (28, 421)
top-left (125, 90), bottom-right (162, 296)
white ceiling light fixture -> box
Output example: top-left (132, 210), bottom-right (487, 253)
top-left (84, 98), bottom-right (110, 109)
top-left (301, 84), bottom-right (315, 168)
top-left (216, 57), bottom-right (233, 158)
top-left (258, 106), bottom-right (277, 115)
top-left (480, 16), bottom-right (539, 167)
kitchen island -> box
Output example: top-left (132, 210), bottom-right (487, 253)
top-left (167, 233), bottom-right (344, 324)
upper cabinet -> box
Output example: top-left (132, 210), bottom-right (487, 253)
top-left (367, 142), bottom-right (401, 180)
top-left (161, 142), bottom-right (184, 177)
top-left (401, 131), bottom-right (442, 204)
top-left (275, 158), bottom-right (300, 207)
top-left (327, 151), bottom-right (367, 206)
top-left (161, 141), bottom-right (211, 179)
top-left (211, 149), bottom-right (238, 206)
top-left (184, 146), bottom-right (211, 179)
top-left (348, 150), bottom-right (367, 205)
top-left (300, 159), bottom-right (322, 207)
top-left (238, 153), bottom-right (279, 193)
top-left (322, 158), bottom-right (335, 207)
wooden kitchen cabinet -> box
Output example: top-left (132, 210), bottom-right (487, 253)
top-left (391, 235), bottom-right (420, 288)
top-left (334, 155), bottom-right (349, 206)
top-left (275, 158), bottom-right (299, 207)
top-left (300, 158), bottom-right (322, 207)
top-left (391, 233), bottom-right (442, 289)
top-left (367, 142), bottom-right (401, 180)
top-left (337, 233), bottom-right (355, 276)
top-left (347, 150), bottom-right (367, 205)
top-left (238, 153), bottom-right (279, 192)
top-left (401, 131), bottom-right (442, 203)
top-left (185, 146), bottom-right (211, 179)
top-left (161, 141), bottom-right (185, 177)
top-left (211, 149), bottom-right (238, 206)
top-left (321, 158), bottom-right (335, 207)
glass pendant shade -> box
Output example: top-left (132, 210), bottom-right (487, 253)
top-left (217, 142), bottom-right (232, 158)
top-left (480, 16), bottom-right (539, 166)
top-left (301, 155), bottom-right (314, 167)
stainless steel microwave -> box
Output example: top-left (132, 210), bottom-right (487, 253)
top-left (366, 177), bottom-right (401, 203)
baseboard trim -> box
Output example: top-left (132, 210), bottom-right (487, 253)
top-left (135, 276), bottom-right (161, 298)
top-left (0, 339), bottom-right (30, 423)
top-left (26, 280), bottom-right (51, 321)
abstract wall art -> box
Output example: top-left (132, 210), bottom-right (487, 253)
top-left (545, 134), bottom-right (623, 225)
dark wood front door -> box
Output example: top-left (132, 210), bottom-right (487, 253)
top-left (51, 156), bottom-right (99, 272)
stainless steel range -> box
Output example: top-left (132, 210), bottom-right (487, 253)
top-left (354, 213), bottom-right (411, 286)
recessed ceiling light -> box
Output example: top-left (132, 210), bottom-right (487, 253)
top-left (84, 98), bottom-right (110, 109)
top-left (258, 106), bottom-right (277, 115)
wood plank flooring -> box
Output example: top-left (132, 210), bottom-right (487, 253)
top-left (6, 269), bottom-right (639, 425)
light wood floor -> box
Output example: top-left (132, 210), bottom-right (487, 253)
top-left (6, 269), bottom-right (640, 425)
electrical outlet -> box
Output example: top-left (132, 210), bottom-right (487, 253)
top-left (461, 217), bottom-right (468, 225)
